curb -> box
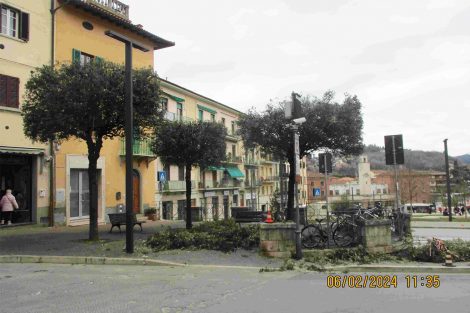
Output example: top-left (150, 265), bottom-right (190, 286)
top-left (0, 255), bottom-right (186, 267)
top-left (412, 226), bottom-right (470, 230)
top-left (320, 264), bottom-right (470, 274)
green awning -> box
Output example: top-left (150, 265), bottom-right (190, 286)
top-left (162, 91), bottom-right (185, 103)
top-left (0, 146), bottom-right (45, 155)
top-left (197, 104), bottom-right (217, 114)
top-left (225, 166), bottom-right (244, 178)
top-left (207, 166), bottom-right (225, 171)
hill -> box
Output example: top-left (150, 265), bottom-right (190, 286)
top-left (456, 154), bottom-right (470, 165)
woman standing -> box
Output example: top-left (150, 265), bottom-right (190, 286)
top-left (1, 189), bottom-right (19, 225)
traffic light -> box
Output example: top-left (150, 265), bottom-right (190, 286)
top-left (319, 153), bottom-right (332, 174)
top-left (384, 134), bottom-right (404, 165)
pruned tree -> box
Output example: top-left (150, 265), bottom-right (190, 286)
top-left (152, 121), bottom-right (226, 229)
top-left (238, 91), bottom-right (363, 220)
top-left (22, 61), bottom-right (162, 240)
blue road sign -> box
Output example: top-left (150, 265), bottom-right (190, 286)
top-left (157, 171), bottom-right (166, 182)
top-left (313, 188), bottom-right (321, 197)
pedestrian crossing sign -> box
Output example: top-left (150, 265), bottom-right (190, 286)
top-left (313, 188), bottom-right (321, 197)
top-left (158, 171), bottom-right (166, 182)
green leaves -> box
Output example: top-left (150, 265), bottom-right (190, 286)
top-left (152, 120), bottom-right (227, 169)
top-left (22, 61), bottom-right (162, 143)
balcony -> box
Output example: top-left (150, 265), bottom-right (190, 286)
top-left (198, 179), bottom-right (242, 189)
top-left (84, 0), bottom-right (130, 20)
top-left (163, 180), bottom-right (195, 192)
top-left (164, 111), bottom-right (194, 123)
top-left (225, 131), bottom-right (239, 142)
top-left (261, 176), bottom-right (279, 183)
top-left (119, 138), bottom-right (154, 157)
top-left (244, 157), bottom-right (260, 167)
top-left (224, 154), bottom-right (243, 164)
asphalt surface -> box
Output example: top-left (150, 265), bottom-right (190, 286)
top-left (1, 263), bottom-right (469, 313)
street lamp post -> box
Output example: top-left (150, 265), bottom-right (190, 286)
top-left (105, 30), bottom-right (149, 253)
top-left (444, 139), bottom-right (453, 222)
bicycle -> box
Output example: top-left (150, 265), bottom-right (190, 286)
top-left (301, 217), bottom-right (336, 249)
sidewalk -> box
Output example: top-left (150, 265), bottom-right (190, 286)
top-left (1, 221), bottom-right (470, 273)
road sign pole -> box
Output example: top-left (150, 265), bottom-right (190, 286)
top-left (444, 139), bottom-right (453, 222)
top-left (324, 154), bottom-right (331, 249)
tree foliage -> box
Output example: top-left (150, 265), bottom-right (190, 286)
top-left (152, 121), bottom-right (227, 229)
top-left (22, 61), bottom-right (162, 240)
top-left (238, 91), bottom-right (364, 219)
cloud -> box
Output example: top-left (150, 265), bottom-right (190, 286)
top-left (278, 41), bottom-right (310, 56)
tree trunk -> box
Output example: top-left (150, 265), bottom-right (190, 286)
top-left (185, 164), bottom-right (192, 229)
top-left (286, 158), bottom-right (295, 221)
top-left (86, 135), bottom-right (102, 241)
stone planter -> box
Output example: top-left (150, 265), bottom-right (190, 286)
top-left (360, 219), bottom-right (392, 253)
top-left (259, 222), bottom-right (296, 258)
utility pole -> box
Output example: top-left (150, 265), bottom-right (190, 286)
top-left (444, 139), bottom-right (452, 222)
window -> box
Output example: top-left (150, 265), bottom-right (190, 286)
top-left (163, 164), bottom-right (171, 181)
top-left (335, 190), bottom-right (340, 196)
top-left (231, 121), bottom-right (235, 135)
top-left (177, 103), bottom-right (183, 120)
top-left (383, 188), bottom-right (387, 194)
top-left (1, 5), bottom-right (28, 40)
top-left (356, 189), bottom-right (360, 195)
top-left (210, 114), bottom-right (215, 122)
top-left (329, 190), bottom-right (333, 196)
top-left (178, 165), bottom-right (185, 181)
top-left (198, 109), bottom-right (203, 121)
top-left (0, 74), bottom-right (19, 108)
top-left (72, 49), bottom-right (103, 66)
top-left (160, 97), bottom-right (168, 111)
top-left (221, 117), bottom-right (225, 126)
top-left (232, 145), bottom-right (236, 157)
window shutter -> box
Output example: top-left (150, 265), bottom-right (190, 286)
top-left (72, 49), bottom-right (81, 63)
top-left (19, 12), bottom-right (29, 41)
top-left (0, 75), bottom-right (7, 106)
top-left (94, 56), bottom-right (104, 64)
top-left (6, 77), bottom-right (19, 108)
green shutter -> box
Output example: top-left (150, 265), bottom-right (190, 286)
top-left (95, 56), bottom-right (104, 64)
top-left (72, 49), bottom-right (81, 63)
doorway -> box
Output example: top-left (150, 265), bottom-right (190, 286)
top-left (70, 169), bottom-right (90, 219)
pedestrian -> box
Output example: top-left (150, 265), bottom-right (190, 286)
top-left (0, 189), bottom-right (19, 225)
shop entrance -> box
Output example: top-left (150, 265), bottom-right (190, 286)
top-left (0, 154), bottom-right (32, 224)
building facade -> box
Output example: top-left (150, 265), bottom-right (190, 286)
top-left (52, 0), bottom-right (173, 225)
top-left (156, 79), bottom-right (309, 220)
top-left (0, 0), bottom-right (52, 225)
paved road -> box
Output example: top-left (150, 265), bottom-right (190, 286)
top-left (1, 264), bottom-right (469, 313)
top-left (412, 227), bottom-right (470, 243)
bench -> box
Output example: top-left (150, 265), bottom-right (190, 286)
top-left (108, 213), bottom-right (145, 233)
top-left (231, 208), bottom-right (266, 224)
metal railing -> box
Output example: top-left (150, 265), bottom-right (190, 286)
top-left (261, 176), bottom-right (279, 183)
top-left (119, 138), bottom-right (154, 157)
top-left (84, 0), bottom-right (130, 19)
top-left (244, 157), bottom-right (260, 166)
top-left (164, 111), bottom-right (194, 123)
top-left (225, 154), bottom-right (243, 163)
top-left (163, 180), bottom-right (196, 191)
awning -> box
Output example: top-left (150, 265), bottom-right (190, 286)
top-left (0, 146), bottom-right (45, 155)
top-left (197, 104), bottom-right (217, 115)
top-left (225, 166), bottom-right (244, 178)
top-left (207, 166), bottom-right (225, 171)
top-left (162, 91), bottom-right (185, 103)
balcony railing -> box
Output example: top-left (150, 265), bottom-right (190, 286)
top-left (261, 176), bottom-right (279, 183)
top-left (163, 180), bottom-right (195, 191)
top-left (225, 154), bottom-right (243, 164)
top-left (164, 111), bottom-right (194, 123)
top-left (198, 179), bottom-right (242, 189)
top-left (119, 138), bottom-right (155, 157)
top-left (244, 157), bottom-right (260, 166)
top-left (84, 0), bottom-right (130, 19)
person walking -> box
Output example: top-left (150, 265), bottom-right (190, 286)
top-left (0, 189), bottom-right (19, 225)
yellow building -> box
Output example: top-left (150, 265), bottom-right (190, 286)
top-left (157, 79), bottom-right (308, 220)
top-left (0, 0), bottom-right (52, 225)
top-left (52, 0), bottom-right (173, 225)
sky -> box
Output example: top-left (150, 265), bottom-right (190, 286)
top-left (126, 0), bottom-right (470, 156)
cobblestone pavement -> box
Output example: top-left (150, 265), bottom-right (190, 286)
top-left (1, 263), bottom-right (469, 313)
